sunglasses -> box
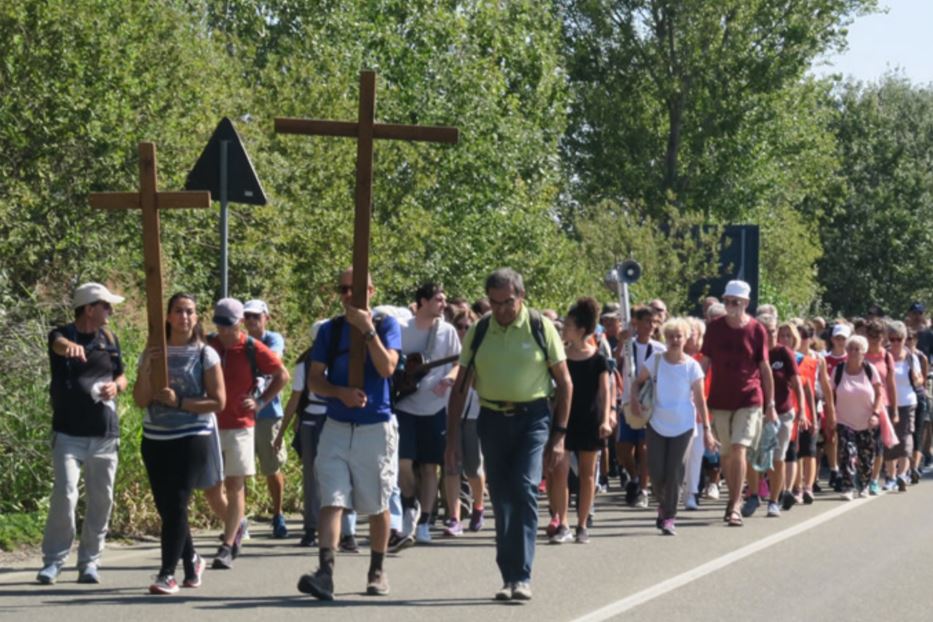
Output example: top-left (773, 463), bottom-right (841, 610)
top-left (889, 336), bottom-right (903, 342)
top-left (337, 285), bottom-right (353, 294)
top-left (244, 312), bottom-right (262, 320)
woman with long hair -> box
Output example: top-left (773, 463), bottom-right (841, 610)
top-left (133, 293), bottom-right (226, 594)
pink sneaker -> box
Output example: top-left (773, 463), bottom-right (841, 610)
top-left (545, 515), bottom-right (560, 537)
top-left (443, 519), bottom-right (464, 537)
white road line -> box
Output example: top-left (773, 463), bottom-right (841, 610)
top-left (571, 496), bottom-right (876, 622)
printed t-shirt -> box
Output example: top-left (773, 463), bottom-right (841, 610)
top-left (396, 318), bottom-right (461, 416)
top-left (770, 345), bottom-right (799, 414)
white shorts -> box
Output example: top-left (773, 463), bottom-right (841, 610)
top-left (219, 427), bottom-right (256, 477)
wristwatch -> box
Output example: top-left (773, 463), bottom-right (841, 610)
top-left (363, 328), bottom-right (377, 343)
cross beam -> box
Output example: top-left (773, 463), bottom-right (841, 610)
top-left (275, 70), bottom-right (458, 387)
top-left (89, 142), bottom-right (211, 390)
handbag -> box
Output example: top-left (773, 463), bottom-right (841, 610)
top-left (623, 353), bottom-right (661, 430)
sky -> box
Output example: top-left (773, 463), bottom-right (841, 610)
top-left (810, 0), bottom-right (933, 85)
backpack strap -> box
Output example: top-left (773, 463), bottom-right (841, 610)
top-left (244, 335), bottom-right (261, 382)
top-left (465, 315), bottom-right (492, 373)
top-left (527, 309), bottom-right (551, 362)
top-left (325, 315), bottom-right (347, 370)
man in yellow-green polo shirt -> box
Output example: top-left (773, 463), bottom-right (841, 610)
top-left (445, 268), bottom-right (572, 603)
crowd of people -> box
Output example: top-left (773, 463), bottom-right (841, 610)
top-left (36, 273), bottom-right (933, 602)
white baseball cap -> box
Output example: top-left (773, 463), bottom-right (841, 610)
top-left (72, 283), bottom-right (125, 309)
top-left (832, 324), bottom-right (852, 339)
top-left (723, 280), bottom-right (751, 300)
top-left (243, 299), bottom-right (270, 316)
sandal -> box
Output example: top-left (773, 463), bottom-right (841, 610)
top-left (726, 510), bottom-right (743, 527)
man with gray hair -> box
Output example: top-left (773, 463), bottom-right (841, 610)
top-left (38, 283), bottom-right (128, 585)
top-left (445, 268), bottom-right (572, 602)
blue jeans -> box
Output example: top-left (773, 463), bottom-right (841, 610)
top-left (477, 401), bottom-right (550, 584)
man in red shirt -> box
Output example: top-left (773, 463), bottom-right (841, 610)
top-left (699, 280), bottom-right (776, 526)
top-left (206, 298), bottom-right (289, 569)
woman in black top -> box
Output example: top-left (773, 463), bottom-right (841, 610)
top-left (546, 297), bottom-right (612, 544)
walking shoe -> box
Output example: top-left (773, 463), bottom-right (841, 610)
top-left (443, 519), bottom-right (464, 537)
top-left (468, 507), bottom-right (485, 532)
top-left (298, 568), bottom-right (334, 601)
top-left (705, 482), bottom-right (720, 500)
top-left (586, 513), bottom-right (594, 528)
top-left (868, 480), bottom-right (881, 496)
top-left (338, 534), bottom-right (360, 553)
top-left (812, 481), bottom-right (822, 493)
top-left (684, 493), bottom-right (699, 511)
top-left (828, 469), bottom-right (839, 490)
top-left (840, 490), bottom-right (854, 501)
top-left (387, 531), bottom-right (415, 553)
top-left (36, 562), bottom-right (62, 585)
top-left (183, 554), bottom-right (206, 588)
top-left (212, 544), bottom-right (234, 569)
top-left (149, 573), bottom-right (179, 595)
top-left (766, 501), bottom-right (781, 517)
top-left (781, 491), bottom-right (797, 511)
top-left (598, 473), bottom-right (610, 492)
top-left (494, 583), bottom-right (512, 601)
top-left (511, 581), bottom-right (532, 601)
top-left (624, 480), bottom-right (639, 506)
top-left (883, 478), bottom-right (897, 492)
top-left (548, 525), bottom-right (572, 544)
top-left (231, 517), bottom-right (249, 558)
top-left (299, 530), bottom-right (317, 547)
top-left (545, 515), bottom-right (560, 537)
top-left (77, 563), bottom-right (100, 584)
top-left (897, 475), bottom-right (908, 492)
top-left (366, 569), bottom-right (390, 596)
top-left (574, 526), bottom-right (590, 544)
top-left (272, 513), bottom-right (288, 539)
top-left (635, 490), bottom-right (649, 508)
top-left (415, 523), bottom-right (432, 544)
top-left (660, 518), bottom-right (676, 535)
top-left (802, 489), bottom-right (814, 505)
top-left (758, 479), bottom-right (770, 499)
top-left (910, 468), bottom-right (921, 484)
top-left (741, 495), bottom-right (760, 518)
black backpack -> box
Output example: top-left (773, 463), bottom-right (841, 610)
top-left (323, 314), bottom-right (399, 405)
top-left (464, 308), bottom-right (550, 372)
top-left (833, 360), bottom-right (874, 390)
top-left (208, 333), bottom-right (262, 392)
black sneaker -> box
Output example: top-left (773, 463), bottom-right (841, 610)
top-left (624, 480), bottom-right (639, 506)
top-left (781, 491), bottom-right (797, 511)
top-left (387, 531), bottom-right (414, 553)
top-left (299, 531), bottom-right (317, 547)
top-left (298, 568), bottom-right (334, 601)
top-left (212, 544), bottom-right (234, 569)
top-left (910, 469), bottom-right (921, 485)
top-left (338, 534), bottom-right (360, 553)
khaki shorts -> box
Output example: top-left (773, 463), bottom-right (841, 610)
top-left (711, 407), bottom-right (763, 457)
top-left (219, 427), bottom-right (256, 477)
top-left (315, 419), bottom-right (398, 516)
top-left (255, 418), bottom-right (287, 476)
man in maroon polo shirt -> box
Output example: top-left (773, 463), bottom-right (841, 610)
top-left (699, 280), bottom-right (776, 526)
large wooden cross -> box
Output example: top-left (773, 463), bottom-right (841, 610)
top-left (275, 70), bottom-right (458, 387)
top-left (89, 142), bottom-right (211, 390)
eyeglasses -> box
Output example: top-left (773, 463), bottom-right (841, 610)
top-left (488, 296), bottom-right (516, 308)
top-left (337, 285), bottom-right (353, 295)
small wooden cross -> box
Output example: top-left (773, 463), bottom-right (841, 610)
top-left (275, 70), bottom-right (458, 387)
top-left (89, 142), bottom-right (211, 390)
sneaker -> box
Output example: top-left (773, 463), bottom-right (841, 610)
top-left (910, 468), bottom-right (921, 484)
top-left (299, 530), bottom-right (317, 547)
top-left (183, 554), bottom-right (206, 588)
top-left (272, 513), bottom-right (288, 539)
top-left (149, 573), bottom-right (179, 595)
top-left (897, 475), bottom-right (908, 492)
top-left (840, 490), bottom-right (855, 501)
top-left (36, 562), bottom-right (62, 585)
top-left (766, 501), bottom-right (781, 517)
top-left (443, 519), bottom-right (464, 537)
top-left (235, 517), bottom-right (249, 547)
top-left (468, 508), bottom-right (485, 532)
top-left (77, 563), bottom-right (100, 584)
top-left (586, 513), bottom-right (594, 528)
top-left (511, 581), bottom-right (532, 601)
top-left (366, 569), bottom-right (390, 596)
top-left (802, 489), bottom-right (814, 505)
top-left (401, 503), bottom-right (419, 539)
top-left (415, 523), bottom-right (432, 544)
top-left (574, 526), bottom-right (590, 544)
top-left (387, 531), bottom-right (415, 553)
top-left (706, 483), bottom-right (720, 500)
top-left (548, 525), bottom-right (572, 544)
top-left (624, 480), bottom-right (639, 506)
top-left (812, 481), bottom-right (823, 493)
top-left (741, 495), bottom-right (760, 518)
top-left (684, 493), bottom-right (699, 511)
top-left (635, 490), bottom-right (649, 508)
top-left (545, 515), bottom-right (560, 537)
top-left (339, 534), bottom-right (360, 553)
top-left (298, 568), bottom-right (334, 601)
top-left (781, 491), bottom-right (797, 511)
top-left (868, 480), bottom-right (881, 496)
top-left (494, 583), bottom-right (512, 601)
top-left (828, 470), bottom-right (839, 490)
top-left (883, 478), bottom-right (897, 492)
top-left (212, 544), bottom-right (234, 569)
top-left (758, 479), bottom-right (770, 500)
top-left (660, 518), bottom-right (676, 535)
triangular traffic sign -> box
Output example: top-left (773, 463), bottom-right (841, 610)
top-left (185, 117), bottom-right (267, 205)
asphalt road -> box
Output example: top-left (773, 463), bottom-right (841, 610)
top-left (3, 475), bottom-right (933, 622)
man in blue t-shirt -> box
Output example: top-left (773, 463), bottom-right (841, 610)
top-left (297, 268), bottom-right (401, 601)
top-left (243, 299), bottom-right (289, 539)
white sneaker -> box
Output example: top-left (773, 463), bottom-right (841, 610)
top-left (401, 504), bottom-right (419, 539)
top-left (636, 490), bottom-right (649, 508)
top-left (840, 490), bottom-right (855, 501)
top-left (415, 523), bottom-right (431, 544)
top-left (706, 483), bottom-right (720, 500)
top-left (684, 493), bottom-right (699, 511)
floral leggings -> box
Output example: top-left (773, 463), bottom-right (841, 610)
top-left (836, 424), bottom-right (876, 492)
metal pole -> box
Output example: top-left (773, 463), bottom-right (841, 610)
top-left (219, 139), bottom-right (229, 298)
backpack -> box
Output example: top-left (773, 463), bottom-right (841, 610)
top-left (208, 333), bottom-right (262, 392)
top-left (833, 360), bottom-right (874, 389)
top-left (323, 314), bottom-right (399, 405)
top-left (293, 345), bottom-right (315, 417)
top-left (464, 308), bottom-right (549, 372)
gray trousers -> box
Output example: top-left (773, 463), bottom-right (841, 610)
top-left (42, 433), bottom-right (119, 567)
top-left (300, 419), bottom-right (324, 533)
top-left (646, 426), bottom-right (693, 520)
